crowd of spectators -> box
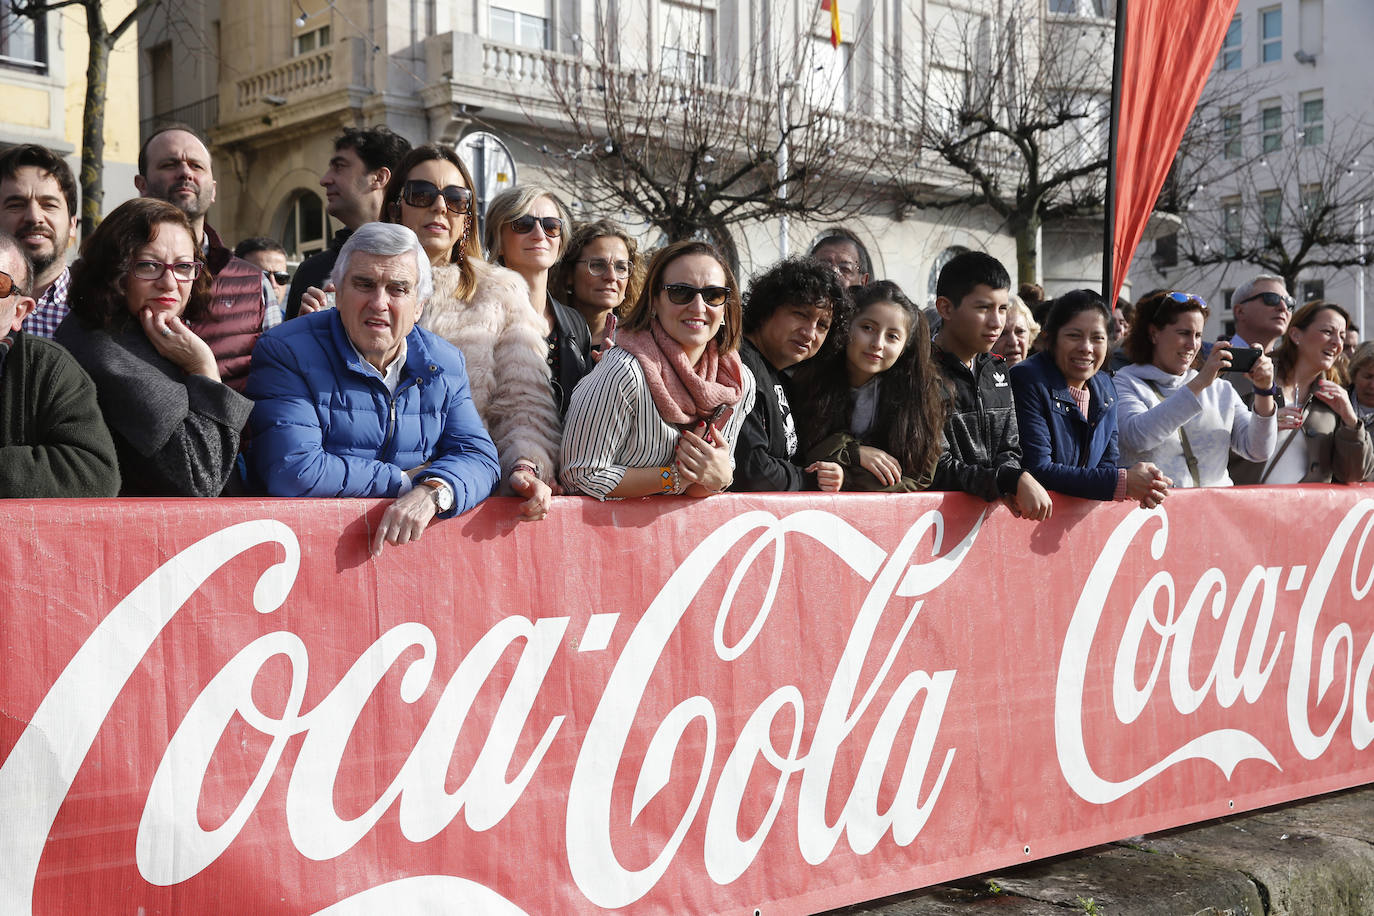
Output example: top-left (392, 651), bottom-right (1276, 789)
top-left (3, 125), bottom-right (1371, 554)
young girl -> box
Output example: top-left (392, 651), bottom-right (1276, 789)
top-left (791, 281), bottom-right (946, 491)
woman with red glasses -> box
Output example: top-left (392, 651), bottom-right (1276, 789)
top-left (55, 198), bottom-right (252, 495)
top-left (375, 145), bottom-right (561, 521)
top-left (560, 240), bottom-right (755, 499)
top-left (483, 186), bottom-right (592, 418)
top-left (1115, 290), bottom-right (1276, 487)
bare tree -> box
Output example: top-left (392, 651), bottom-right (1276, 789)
top-left (12, 0), bottom-right (163, 235)
top-left (894, 7), bottom-right (1114, 285)
top-left (1165, 113), bottom-right (1374, 293)
top-left (519, 15), bottom-right (908, 265)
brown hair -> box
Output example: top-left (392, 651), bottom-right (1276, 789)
top-left (621, 240), bottom-right (743, 354)
top-left (1124, 290), bottom-right (1210, 365)
top-left (381, 145), bottom-right (483, 299)
top-left (67, 198), bottom-right (210, 332)
top-left (548, 219), bottom-right (643, 314)
top-left (1273, 299), bottom-right (1352, 386)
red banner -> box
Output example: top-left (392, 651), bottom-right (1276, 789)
top-left (4, 488), bottom-right (1374, 914)
top-left (1112, 0), bottom-right (1239, 303)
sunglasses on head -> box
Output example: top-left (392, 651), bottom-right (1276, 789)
top-left (264, 269), bottom-right (290, 285)
top-left (661, 283), bottom-right (731, 306)
top-left (0, 269), bottom-right (17, 298)
top-left (400, 180), bottom-right (472, 214)
top-left (1164, 291), bottom-right (1207, 309)
top-left (507, 214), bottom-right (563, 238)
top-left (1239, 290), bottom-right (1294, 310)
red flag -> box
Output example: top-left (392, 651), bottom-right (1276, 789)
top-left (820, 0), bottom-right (841, 48)
top-left (1111, 0), bottom-right (1239, 303)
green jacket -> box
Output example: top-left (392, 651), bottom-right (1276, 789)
top-left (0, 331), bottom-right (120, 497)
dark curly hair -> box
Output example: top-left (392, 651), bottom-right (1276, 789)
top-left (548, 219), bottom-right (643, 316)
top-left (791, 280), bottom-right (946, 483)
top-left (67, 198), bottom-right (210, 332)
top-left (335, 125), bottom-right (411, 175)
top-left (0, 143), bottom-right (78, 218)
top-left (381, 145), bottom-right (482, 296)
top-left (621, 240), bottom-right (743, 354)
top-left (1123, 290), bottom-right (1209, 365)
top-left (742, 256), bottom-right (853, 361)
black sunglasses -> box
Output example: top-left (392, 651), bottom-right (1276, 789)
top-left (0, 269), bottom-right (16, 298)
top-left (508, 215), bottom-right (563, 238)
top-left (661, 283), bottom-right (731, 307)
top-left (1239, 291), bottom-right (1294, 310)
top-left (264, 269), bottom-right (290, 285)
top-left (401, 180), bottom-right (472, 214)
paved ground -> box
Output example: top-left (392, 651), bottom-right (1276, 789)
top-left (822, 785), bottom-right (1374, 915)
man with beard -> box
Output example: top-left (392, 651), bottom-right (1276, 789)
top-left (0, 145), bottom-right (79, 338)
top-left (135, 124), bottom-right (265, 390)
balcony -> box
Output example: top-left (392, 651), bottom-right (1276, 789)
top-left (214, 38), bottom-right (370, 145)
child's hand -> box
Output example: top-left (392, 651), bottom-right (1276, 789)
top-left (806, 461), bottom-right (844, 492)
top-left (1014, 472), bottom-right (1053, 521)
top-left (857, 445), bottom-right (901, 488)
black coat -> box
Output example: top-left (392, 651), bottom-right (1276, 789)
top-left (548, 296), bottom-right (592, 418)
top-left (284, 229), bottom-right (352, 321)
top-left (732, 338), bottom-right (809, 491)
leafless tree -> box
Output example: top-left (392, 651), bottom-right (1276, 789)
top-left (893, 6), bottom-right (1114, 285)
top-left (12, 0), bottom-right (164, 234)
top-left (517, 13), bottom-right (909, 265)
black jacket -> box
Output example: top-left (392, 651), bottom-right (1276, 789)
top-left (284, 229), bottom-right (352, 320)
top-left (732, 338), bottom-right (808, 491)
top-left (549, 296), bottom-right (592, 418)
top-left (930, 345), bottom-right (1023, 501)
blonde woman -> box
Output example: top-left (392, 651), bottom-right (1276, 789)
top-left (484, 186), bottom-right (592, 416)
top-left (379, 145), bottom-right (562, 520)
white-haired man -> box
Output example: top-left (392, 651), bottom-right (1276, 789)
top-left (245, 223), bottom-right (499, 554)
top-left (1230, 274), bottom-right (1294, 353)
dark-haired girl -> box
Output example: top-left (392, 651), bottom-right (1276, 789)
top-left (1009, 289), bottom-right (1170, 506)
top-left (791, 281), bottom-right (945, 491)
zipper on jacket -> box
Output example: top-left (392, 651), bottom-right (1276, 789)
top-left (380, 378), bottom-right (421, 462)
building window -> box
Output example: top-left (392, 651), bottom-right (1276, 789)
top-left (1048, 0), bottom-right (1107, 14)
top-left (1260, 103), bottom-right (1282, 154)
top-left (1221, 288), bottom-right (1235, 312)
top-left (281, 191), bottom-right (328, 260)
top-left (490, 7), bottom-right (549, 49)
top-left (1300, 91), bottom-right (1324, 146)
top-left (0, 0), bottom-right (46, 71)
top-left (660, 1), bottom-right (715, 83)
top-left (1300, 278), bottom-right (1324, 302)
top-left (294, 24), bottom-right (331, 55)
top-left (1222, 196), bottom-right (1243, 257)
top-left (804, 38), bottom-right (850, 113)
top-left (1259, 6), bottom-right (1281, 63)
top-left (1259, 189), bottom-right (1282, 236)
top-left (1222, 107), bottom-right (1242, 159)
top-left (1300, 183), bottom-right (1325, 220)
top-left (1219, 16), bottom-right (1241, 70)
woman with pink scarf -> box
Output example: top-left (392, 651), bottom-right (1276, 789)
top-left (560, 241), bottom-right (756, 499)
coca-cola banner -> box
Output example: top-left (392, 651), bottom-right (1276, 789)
top-left (4, 489), bottom-right (1374, 914)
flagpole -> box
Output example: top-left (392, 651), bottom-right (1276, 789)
top-left (1103, 0), bottom-right (1128, 301)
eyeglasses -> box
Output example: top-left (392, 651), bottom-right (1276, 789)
top-left (1238, 290), bottom-right (1295, 310)
top-left (508, 215), bottom-right (563, 238)
top-left (0, 269), bottom-right (16, 298)
top-left (129, 260), bottom-right (203, 282)
top-left (661, 283), bottom-right (731, 306)
top-left (578, 257), bottom-right (632, 278)
top-left (264, 269), bottom-right (290, 285)
top-left (400, 180), bottom-right (472, 214)
top-left (1164, 291), bottom-right (1207, 309)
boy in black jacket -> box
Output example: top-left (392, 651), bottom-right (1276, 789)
top-left (930, 251), bottom-right (1052, 520)
top-left (733, 257), bottom-right (851, 491)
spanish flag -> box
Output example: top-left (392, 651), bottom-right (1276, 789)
top-left (820, 0), bottom-right (841, 48)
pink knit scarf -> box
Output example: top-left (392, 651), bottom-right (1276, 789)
top-left (616, 320), bottom-right (745, 425)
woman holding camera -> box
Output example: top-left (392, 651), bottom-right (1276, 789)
top-left (1115, 290), bottom-right (1276, 487)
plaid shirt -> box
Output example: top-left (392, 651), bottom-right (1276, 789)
top-left (21, 266), bottom-right (70, 339)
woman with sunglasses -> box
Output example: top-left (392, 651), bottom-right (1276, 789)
top-left (1115, 291), bottom-right (1276, 487)
top-left (560, 240), bottom-right (755, 499)
top-left (1231, 300), bottom-right (1373, 484)
top-left (380, 145), bottom-right (563, 521)
top-left (483, 186), bottom-right (592, 417)
top-left (54, 198), bottom-right (252, 496)
top-left (549, 219), bottom-right (642, 356)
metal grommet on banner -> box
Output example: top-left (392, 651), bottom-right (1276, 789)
top-left (1024, 845), bottom-right (1031, 855)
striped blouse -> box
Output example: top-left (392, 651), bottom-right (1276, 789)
top-left (559, 346), bottom-right (756, 499)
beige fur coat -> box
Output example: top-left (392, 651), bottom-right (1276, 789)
top-left (421, 259), bottom-right (562, 487)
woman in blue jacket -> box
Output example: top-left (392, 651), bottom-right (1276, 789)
top-left (1009, 290), bottom-right (1170, 508)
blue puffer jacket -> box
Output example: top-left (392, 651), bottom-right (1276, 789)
top-left (244, 309), bottom-right (499, 516)
top-left (1009, 351), bottom-right (1120, 501)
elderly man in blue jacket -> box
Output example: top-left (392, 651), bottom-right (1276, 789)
top-left (245, 222), bottom-right (499, 555)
